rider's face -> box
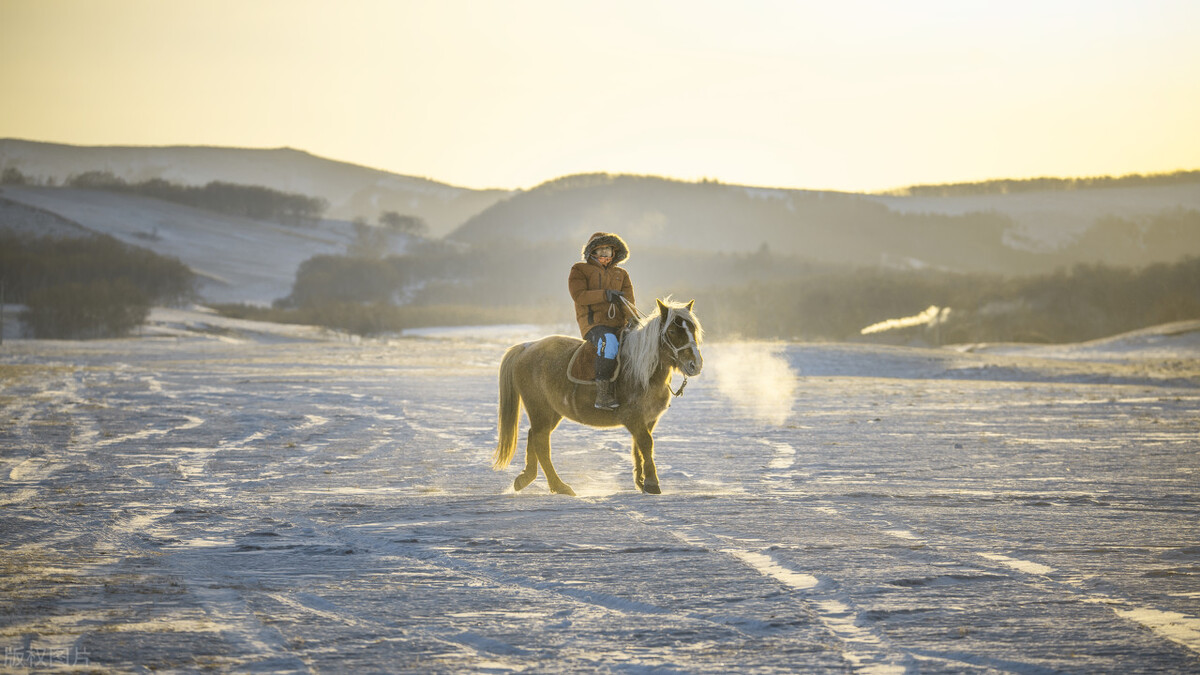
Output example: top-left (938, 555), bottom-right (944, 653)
top-left (594, 247), bottom-right (614, 263)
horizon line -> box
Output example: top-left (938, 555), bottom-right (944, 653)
top-left (2, 136), bottom-right (1197, 197)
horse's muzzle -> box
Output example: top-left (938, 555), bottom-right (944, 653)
top-left (681, 350), bottom-right (703, 377)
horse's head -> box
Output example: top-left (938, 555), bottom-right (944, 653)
top-left (657, 298), bottom-right (703, 377)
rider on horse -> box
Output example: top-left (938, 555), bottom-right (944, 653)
top-left (568, 232), bottom-right (636, 410)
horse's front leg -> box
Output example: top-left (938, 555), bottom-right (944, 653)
top-left (630, 426), bottom-right (660, 494)
top-left (631, 443), bottom-right (646, 492)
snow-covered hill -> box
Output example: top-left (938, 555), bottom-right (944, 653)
top-left (865, 182), bottom-right (1200, 252)
top-left (1, 185), bottom-right (366, 304)
top-left (0, 139), bottom-right (510, 237)
top-left (5, 140), bottom-right (1200, 310)
top-left (449, 173), bottom-right (1200, 273)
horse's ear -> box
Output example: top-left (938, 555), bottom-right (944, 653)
top-left (686, 299), bottom-right (695, 312)
top-left (657, 299), bottom-right (669, 319)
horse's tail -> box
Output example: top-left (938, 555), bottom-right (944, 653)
top-left (493, 343), bottom-right (525, 470)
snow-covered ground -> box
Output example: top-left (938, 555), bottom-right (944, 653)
top-left (2, 311), bottom-right (1198, 673)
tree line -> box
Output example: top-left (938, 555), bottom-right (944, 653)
top-left (683, 257), bottom-right (1200, 344)
top-left (887, 170), bottom-right (1200, 198)
top-left (212, 238), bottom-right (1200, 344)
top-left (1, 229), bottom-right (196, 338)
top-left (213, 240), bottom-right (566, 335)
top-left (2, 167), bottom-right (328, 224)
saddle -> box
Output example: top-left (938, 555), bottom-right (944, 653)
top-left (567, 339), bottom-right (620, 385)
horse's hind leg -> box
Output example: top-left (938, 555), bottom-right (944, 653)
top-left (529, 413), bottom-right (574, 496)
top-left (513, 443), bottom-right (539, 492)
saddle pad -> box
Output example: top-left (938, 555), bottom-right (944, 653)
top-left (567, 340), bottom-right (620, 385)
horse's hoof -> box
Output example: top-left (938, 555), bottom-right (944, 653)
top-left (550, 483), bottom-right (577, 496)
top-left (641, 482), bottom-right (661, 495)
top-left (514, 473), bottom-right (535, 491)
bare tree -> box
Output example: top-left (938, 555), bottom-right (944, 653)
top-left (378, 211), bottom-right (427, 237)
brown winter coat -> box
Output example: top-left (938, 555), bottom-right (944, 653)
top-left (569, 232), bottom-right (635, 337)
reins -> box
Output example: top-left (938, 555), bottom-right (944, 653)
top-left (618, 295), bottom-right (646, 320)
top-left (668, 377), bottom-right (688, 398)
top-left (619, 296), bottom-right (690, 399)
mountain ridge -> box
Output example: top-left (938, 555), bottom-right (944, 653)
top-left (4, 138), bottom-right (1199, 286)
top-left (0, 138), bottom-right (510, 237)
top-left (449, 171), bottom-right (1200, 274)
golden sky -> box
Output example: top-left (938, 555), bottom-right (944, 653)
top-left (2, 0), bottom-right (1197, 192)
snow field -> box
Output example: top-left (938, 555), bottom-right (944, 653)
top-left (1, 320), bottom-right (1198, 673)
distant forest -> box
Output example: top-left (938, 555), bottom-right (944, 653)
top-left (1, 230), bottom-right (195, 338)
top-left (685, 256), bottom-right (1200, 344)
top-left (1, 167), bottom-right (328, 224)
top-left (213, 239), bottom-right (1200, 344)
top-left (886, 170), bottom-right (1200, 197)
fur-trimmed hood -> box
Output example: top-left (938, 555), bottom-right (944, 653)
top-left (581, 232), bottom-right (630, 265)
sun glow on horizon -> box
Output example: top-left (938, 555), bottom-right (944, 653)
top-left (1, 0), bottom-right (1197, 193)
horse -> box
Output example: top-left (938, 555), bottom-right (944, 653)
top-left (493, 298), bottom-right (704, 495)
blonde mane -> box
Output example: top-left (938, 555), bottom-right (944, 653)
top-left (620, 298), bottom-right (704, 390)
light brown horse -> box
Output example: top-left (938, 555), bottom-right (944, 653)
top-left (493, 298), bottom-right (704, 495)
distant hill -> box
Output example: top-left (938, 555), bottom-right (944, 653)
top-left (5, 139), bottom-right (1199, 307)
top-left (0, 186), bottom-right (364, 304)
top-left (450, 172), bottom-right (1200, 274)
top-left (882, 171), bottom-right (1200, 197)
top-left (0, 139), bottom-right (510, 237)
top-left (864, 180), bottom-right (1200, 256)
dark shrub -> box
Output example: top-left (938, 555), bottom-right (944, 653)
top-left (23, 280), bottom-right (151, 339)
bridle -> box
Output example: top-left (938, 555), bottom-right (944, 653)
top-left (661, 321), bottom-right (697, 398)
top-left (661, 318), bottom-right (698, 366)
top-left (621, 297), bottom-right (697, 398)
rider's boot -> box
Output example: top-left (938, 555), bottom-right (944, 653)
top-left (594, 379), bottom-right (619, 409)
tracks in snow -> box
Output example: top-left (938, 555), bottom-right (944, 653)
top-left (5, 337), bottom-right (1199, 672)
